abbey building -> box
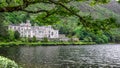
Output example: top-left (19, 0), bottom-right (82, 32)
top-left (8, 20), bottom-right (59, 39)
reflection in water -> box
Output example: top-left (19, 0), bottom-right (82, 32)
top-left (0, 44), bottom-right (120, 68)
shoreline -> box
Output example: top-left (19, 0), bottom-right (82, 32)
top-left (0, 41), bottom-right (96, 47)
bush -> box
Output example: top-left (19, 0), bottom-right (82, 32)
top-left (20, 38), bottom-right (26, 42)
top-left (0, 56), bottom-right (21, 68)
top-left (42, 37), bottom-right (49, 42)
top-left (14, 31), bottom-right (20, 40)
top-left (32, 36), bottom-right (37, 42)
top-left (83, 37), bottom-right (93, 42)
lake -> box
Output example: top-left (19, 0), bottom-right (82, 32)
top-left (0, 44), bottom-right (120, 68)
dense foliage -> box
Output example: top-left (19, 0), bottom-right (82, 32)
top-left (53, 16), bottom-right (119, 43)
top-left (0, 56), bottom-right (21, 68)
top-left (0, 0), bottom-right (120, 43)
top-left (0, 13), bottom-right (20, 42)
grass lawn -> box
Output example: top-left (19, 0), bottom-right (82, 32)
top-left (0, 41), bottom-right (96, 46)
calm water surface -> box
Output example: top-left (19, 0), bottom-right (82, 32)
top-left (0, 44), bottom-right (120, 68)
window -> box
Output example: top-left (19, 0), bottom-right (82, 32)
top-left (48, 35), bottom-right (50, 38)
top-left (51, 32), bottom-right (54, 36)
top-left (49, 31), bottom-right (50, 33)
top-left (39, 31), bottom-right (42, 33)
top-left (14, 27), bottom-right (16, 30)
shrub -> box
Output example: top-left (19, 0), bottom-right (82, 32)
top-left (83, 37), bottom-right (93, 42)
top-left (0, 56), bottom-right (21, 68)
top-left (32, 36), bottom-right (37, 42)
top-left (14, 31), bottom-right (20, 40)
top-left (20, 38), bottom-right (26, 42)
top-left (42, 37), bottom-right (49, 42)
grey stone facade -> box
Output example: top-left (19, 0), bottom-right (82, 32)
top-left (8, 20), bottom-right (59, 39)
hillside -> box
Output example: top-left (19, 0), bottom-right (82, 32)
top-left (103, 0), bottom-right (120, 14)
top-left (70, 0), bottom-right (120, 23)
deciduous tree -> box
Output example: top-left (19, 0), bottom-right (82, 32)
top-left (0, 0), bottom-right (119, 28)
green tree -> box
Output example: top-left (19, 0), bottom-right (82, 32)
top-left (0, 0), bottom-right (119, 28)
top-left (14, 30), bottom-right (20, 40)
top-left (0, 13), bottom-right (8, 41)
top-left (8, 30), bottom-right (15, 41)
top-left (32, 36), bottom-right (37, 42)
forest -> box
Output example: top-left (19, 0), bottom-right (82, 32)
top-left (0, 0), bottom-right (120, 44)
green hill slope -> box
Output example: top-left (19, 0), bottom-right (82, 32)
top-left (70, 1), bottom-right (120, 23)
